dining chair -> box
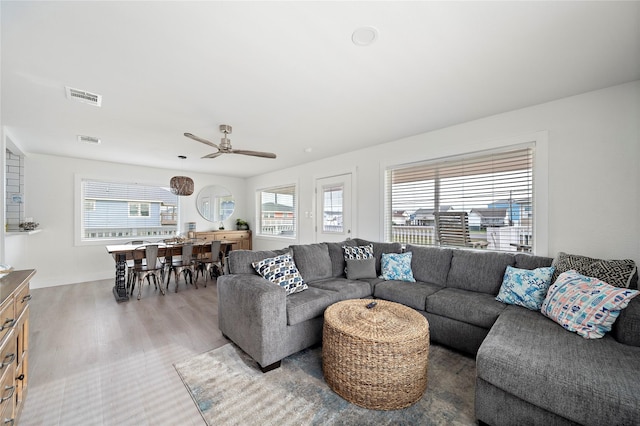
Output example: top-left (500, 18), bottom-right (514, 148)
top-left (166, 243), bottom-right (197, 292)
top-left (195, 240), bottom-right (223, 286)
top-left (125, 240), bottom-right (148, 290)
top-left (129, 244), bottom-right (166, 300)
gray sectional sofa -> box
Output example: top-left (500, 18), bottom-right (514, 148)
top-left (216, 239), bottom-right (640, 425)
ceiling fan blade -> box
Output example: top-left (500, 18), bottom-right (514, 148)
top-left (184, 132), bottom-right (219, 149)
top-left (201, 152), bottom-right (223, 159)
top-left (230, 149), bottom-right (277, 159)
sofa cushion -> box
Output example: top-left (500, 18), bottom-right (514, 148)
top-left (612, 295), bottom-right (640, 346)
top-left (252, 254), bottom-right (308, 296)
top-left (228, 248), bottom-right (290, 275)
top-left (307, 278), bottom-right (372, 300)
top-left (326, 240), bottom-right (356, 278)
top-left (374, 280), bottom-right (442, 311)
top-left (379, 252), bottom-right (415, 282)
top-left (427, 288), bottom-right (506, 329)
top-left (552, 251), bottom-right (637, 288)
top-left (496, 265), bottom-right (555, 311)
top-left (514, 253), bottom-right (553, 270)
top-left (354, 239), bottom-right (403, 274)
top-left (290, 243), bottom-right (332, 283)
top-left (541, 270), bottom-right (639, 339)
top-left (286, 286), bottom-right (339, 326)
top-left (406, 245), bottom-right (452, 286)
top-left (477, 305), bottom-right (640, 426)
top-left (345, 258), bottom-right (377, 280)
top-left (446, 250), bottom-right (515, 294)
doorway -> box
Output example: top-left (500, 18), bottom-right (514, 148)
top-left (315, 173), bottom-right (353, 243)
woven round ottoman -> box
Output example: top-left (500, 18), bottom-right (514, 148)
top-left (322, 299), bottom-right (430, 410)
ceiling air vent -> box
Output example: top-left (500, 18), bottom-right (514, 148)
top-left (78, 135), bottom-right (101, 144)
top-left (65, 86), bottom-right (102, 107)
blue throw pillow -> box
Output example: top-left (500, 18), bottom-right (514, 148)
top-left (380, 252), bottom-right (415, 282)
top-left (496, 265), bottom-right (555, 311)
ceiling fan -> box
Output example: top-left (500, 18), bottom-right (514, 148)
top-left (184, 124), bottom-right (277, 159)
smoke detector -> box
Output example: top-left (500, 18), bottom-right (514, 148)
top-left (65, 86), bottom-right (102, 107)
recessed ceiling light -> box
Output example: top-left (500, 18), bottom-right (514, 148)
top-left (352, 26), bottom-right (379, 47)
top-left (304, 147), bottom-right (313, 153)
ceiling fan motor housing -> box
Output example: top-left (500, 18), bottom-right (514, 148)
top-left (220, 124), bottom-right (232, 134)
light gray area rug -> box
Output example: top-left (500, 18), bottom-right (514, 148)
top-left (174, 343), bottom-right (477, 426)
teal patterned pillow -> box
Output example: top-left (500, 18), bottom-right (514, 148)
top-left (541, 270), bottom-right (639, 339)
top-left (496, 265), bottom-right (555, 311)
top-left (252, 254), bottom-right (307, 295)
top-left (380, 252), bottom-right (415, 282)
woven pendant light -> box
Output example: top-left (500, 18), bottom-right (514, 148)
top-left (170, 156), bottom-right (194, 196)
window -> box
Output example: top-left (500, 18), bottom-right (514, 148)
top-left (322, 184), bottom-right (344, 233)
top-left (385, 145), bottom-right (533, 252)
top-left (128, 202), bottom-right (150, 217)
top-left (257, 184), bottom-right (297, 238)
top-left (80, 179), bottom-right (179, 241)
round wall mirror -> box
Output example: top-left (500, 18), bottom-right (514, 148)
top-left (196, 185), bottom-right (235, 222)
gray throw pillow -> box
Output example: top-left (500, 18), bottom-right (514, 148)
top-left (345, 258), bottom-right (377, 280)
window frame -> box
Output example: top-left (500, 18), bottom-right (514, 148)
top-left (74, 175), bottom-right (181, 246)
top-left (255, 183), bottom-right (298, 240)
top-left (381, 132), bottom-right (549, 256)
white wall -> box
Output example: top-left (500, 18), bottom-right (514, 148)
top-left (10, 154), bottom-right (246, 288)
top-left (247, 81), bottom-right (640, 268)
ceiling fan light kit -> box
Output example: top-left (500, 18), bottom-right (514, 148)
top-left (184, 124), bottom-right (277, 160)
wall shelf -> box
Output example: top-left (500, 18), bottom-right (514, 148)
top-left (5, 229), bottom-right (42, 237)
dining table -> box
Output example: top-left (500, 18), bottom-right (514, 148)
top-left (106, 240), bottom-right (237, 302)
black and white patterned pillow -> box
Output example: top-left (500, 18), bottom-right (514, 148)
top-left (342, 243), bottom-right (374, 260)
top-left (552, 252), bottom-right (637, 288)
top-left (252, 254), bottom-right (307, 295)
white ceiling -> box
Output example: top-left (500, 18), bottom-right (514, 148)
top-left (2, 1), bottom-right (639, 178)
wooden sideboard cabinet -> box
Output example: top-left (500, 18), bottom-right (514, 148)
top-left (0, 269), bottom-right (34, 425)
top-left (195, 230), bottom-right (252, 250)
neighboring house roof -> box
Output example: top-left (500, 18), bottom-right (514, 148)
top-left (262, 202), bottom-right (294, 212)
top-left (413, 206), bottom-right (453, 217)
top-left (471, 208), bottom-right (507, 219)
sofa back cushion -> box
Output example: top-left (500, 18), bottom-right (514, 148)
top-left (446, 250), bottom-right (515, 294)
top-left (406, 245), bottom-right (452, 286)
top-left (612, 294), bottom-right (640, 346)
top-left (514, 253), bottom-right (554, 270)
top-left (290, 243), bottom-right (333, 283)
top-left (228, 248), bottom-right (290, 275)
top-left (353, 238), bottom-right (402, 275)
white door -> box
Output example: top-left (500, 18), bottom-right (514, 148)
top-left (315, 173), bottom-right (352, 243)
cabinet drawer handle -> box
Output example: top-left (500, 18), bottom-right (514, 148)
top-left (16, 374), bottom-right (24, 381)
top-left (0, 319), bottom-right (15, 332)
top-left (0, 386), bottom-right (14, 403)
top-left (21, 294), bottom-right (32, 303)
top-left (0, 354), bottom-right (15, 369)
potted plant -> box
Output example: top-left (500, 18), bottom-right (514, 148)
top-left (236, 219), bottom-right (249, 230)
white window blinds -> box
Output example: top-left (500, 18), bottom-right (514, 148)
top-left (257, 184), bottom-right (297, 238)
top-left (385, 146), bottom-right (534, 252)
top-left (81, 179), bottom-right (178, 241)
